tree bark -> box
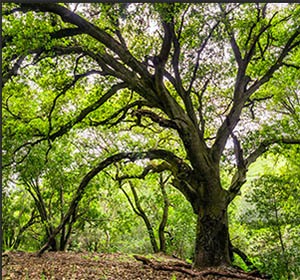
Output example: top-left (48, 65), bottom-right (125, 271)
top-left (194, 206), bottom-right (230, 268)
top-left (193, 183), bottom-right (230, 268)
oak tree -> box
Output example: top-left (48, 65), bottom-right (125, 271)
top-left (2, 3), bottom-right (300, 268)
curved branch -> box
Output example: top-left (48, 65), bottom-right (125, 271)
top-left (228, 137), bottom-right (300, 201)
top-left (245, 138), bottom-right (300, 167)
top-left (50, 27), bottom-right (84, 39)
top-left (157, 16), bottom-right (173, 68)
top-left (117, 162), bottom-right (173, 182)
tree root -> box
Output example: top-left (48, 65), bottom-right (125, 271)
top-left (133, 254), bottom-right (271, 279)
top-left (232, 245), bottom-right (257, 271)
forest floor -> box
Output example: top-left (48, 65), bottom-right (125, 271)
top-left (2, 251), bottom-right (267, 280)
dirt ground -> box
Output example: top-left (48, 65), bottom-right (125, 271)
top-left (2, 251), bottom-right (267, 280)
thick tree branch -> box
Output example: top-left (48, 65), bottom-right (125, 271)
top-left (50, 27), bottom-right (84, 39)
top-left (170, 23), bottom-right (184, 95)
top-left (245, 138), bottom-right (300, 167)
top-left (231, 133), bottom-right (246, 170)
top-left (19, 3), bottom-right (150, 79)
top-left (3, 7), bottom-right (28, 15)
top-left (211, 98), bottom-right (244, 162)
top-left (159, 21), bottom-right (173, 67)
top-left (132, 109), bottom-right (178, 129)
top-left (153, 19), bottom-right (173, 99)
top-left (44, 45), bottom-right (135, 82)
top-left (197, 76), bottom-right (212, 136)
top-left (117, 162), bottom-right (172, 182)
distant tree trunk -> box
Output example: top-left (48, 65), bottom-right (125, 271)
top-left (158, 174), bottom-right (169, 253)
top-left (48, 231), bottom-right (57, 251)
top-left (120, 182), bottom-right (159, 253)
top-left (59, 227), bottom-right (66, 251)
top-left (23, 179), bottom-right (59, 251)
top-left (59, 184), bottom-right (66, 251)
top-left (273, 194), bottom-right (291, 280)
top-left (59, 224), bottom-right (70, 251)
top-left (59, 212), bottom-right (76, 251)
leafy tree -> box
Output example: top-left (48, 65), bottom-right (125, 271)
top-left (235, 150), bottom-right (300, 279)
top-left (2, 189), bottom-right (38, 251)
top-left (2, 3), bottom-right (300, 268)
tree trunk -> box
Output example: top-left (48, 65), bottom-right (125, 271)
top-left (121, 182), bottom-right (159, 253)
top-left (194, 202), bottom-right (231, 268)
top-left (158, 174), bottom-right (169, 253)
top-left (48, 235), bottom-right (57, 251)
